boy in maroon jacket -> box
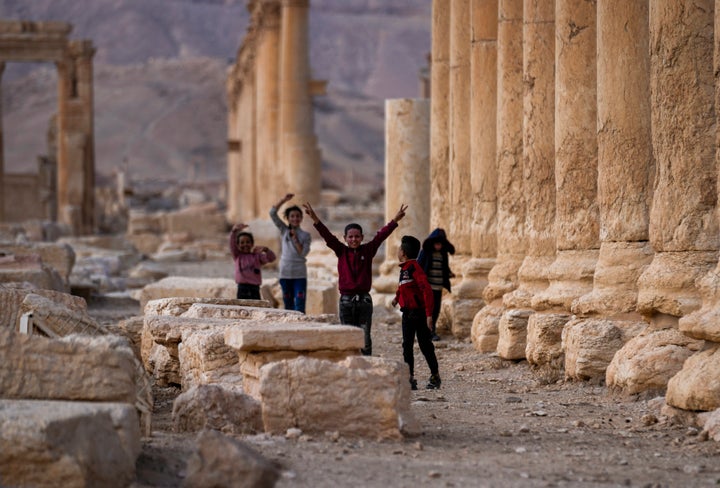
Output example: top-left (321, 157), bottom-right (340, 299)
top-left (303, 202), bottom-right (407, 356)
top-left (392, 235), bottom-right (441, 390)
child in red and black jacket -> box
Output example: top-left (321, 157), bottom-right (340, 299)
top-left (392, 235), bottom-right (441, 390)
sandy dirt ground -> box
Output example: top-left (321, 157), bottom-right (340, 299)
top-left (87, 262), bottom-right (720, 488)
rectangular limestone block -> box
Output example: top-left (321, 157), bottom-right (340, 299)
top-left (0, 400), bottom-right (140, 488)
top-left (224, 322), bottom-right (364, 352)
top-left (179, 329), bottom-right (243, 391)
top-left (239, 349), bottom-right (357, 399)
top-left (0, 329), bottom-right (138, 404)
top-left (144, 296), bottom-right (270, 317)
top-left (138, 277), bottom-right (238, 310)
top-left (305, 282), bottom-right (340, 315)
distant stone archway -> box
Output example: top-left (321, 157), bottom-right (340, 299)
top-left (0, 21), bottom-right (95, 235)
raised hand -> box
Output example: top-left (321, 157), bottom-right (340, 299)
top-left (232, 223), bottom-right (248, 232)
top-left (302, 202), bottom-right (319, 223)
top-left (393, 203), bottom-right (408, 223)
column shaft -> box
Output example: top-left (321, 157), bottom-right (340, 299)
top-left (430, 0), bottom-right (451, 228)
top-left (279, 0), bottom-right (320, 206)
top-left (531, 0), bottom-right (598, 311)
top-left (637, 0), bottom-right (717, 321)
top-left (449, 0), bottom-right (472, 255)
top-left (482, 0), bottom-right (525, 303)
top-left (572, 0), bottom-right (654, 317)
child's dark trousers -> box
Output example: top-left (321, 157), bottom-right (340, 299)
top-left (401, 308), bottom-right (439, 377)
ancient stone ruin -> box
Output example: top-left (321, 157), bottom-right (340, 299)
top-left (226, 0), bottom-right (326, 223)
top-left (0, 21), bottom-right (96, 235)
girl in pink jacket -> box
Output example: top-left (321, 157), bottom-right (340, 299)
top-left (229, 223), bottom-right (276, 300)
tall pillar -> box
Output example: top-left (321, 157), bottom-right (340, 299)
top-left (0, 62), bottom-right (4, 222)
top-left (637, 0), bottom-right (717, 327)
top-left (481, 0), bottom-right (525, 303)
top-left (503, 0), bottom-right (555, 311)
top-left (255, 1), bottom-right (282, 213)
top-left (470, 0), bottom-right (498, 262)
top-left (226, 76), bottom-right (241, 223)
top-left (238, 76), bottom-right (257, 222)
top-left (572, 0), bottom-right (653, 318)
top-left (430, 0), bottom-right (451, 228)
top-left (531, 0), bottom-right (598, 312)
top-left (375, 99), bottom-right (431, 300)
top-left (73, 40), bottom-right (95, 234)
top-left (449, 0), bottom-right (472, 256)
top-left (473, 0), bottom-right (524, 352)
top-left (279, 0), bottom-right (320, 206)
top-left (496, 0), bottom-right (560, 362)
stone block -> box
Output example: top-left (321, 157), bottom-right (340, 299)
top-left (607, 325), bottom-right (703, 396)
top-left (0, 400), bottom-right (140, 488)
top-left (172, 385), bottom-right (262, 435)
top-left (0, 329), bottom-right (139, 404)
top-left (183, 430), bottom-right (280, 488)
top-left (496, 308), bottom-right (533, 360)
top-left (666, 345), bottom-right (720, 412)
top-left (137, 277), bottom-right (238, 310)
top-left (563, 318), bottom-right (643, 382)
top-left (259, 356), bottom-right (418, 440)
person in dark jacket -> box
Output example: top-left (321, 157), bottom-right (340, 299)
top-left (417, 228), bottom-right (455, 341)
top-left (392, 235), bottom-right (441, 390)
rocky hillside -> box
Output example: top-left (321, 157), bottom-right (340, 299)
top-left (0, 0), bottom-right (431, 189)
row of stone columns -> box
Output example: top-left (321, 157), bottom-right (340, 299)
top-left (227, 0), bottom-right (322, 224)
top-left (421, 0), bottom-right (720, 411)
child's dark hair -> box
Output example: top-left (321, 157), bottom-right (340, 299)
top-left (400, 235), bottom-right (421, 259)
top-left (344, 223), bottom-right (363, 236)
top-left (284, 205), bottom-right (302, 220)
top-left (236, 231), bottom-right (254, 245)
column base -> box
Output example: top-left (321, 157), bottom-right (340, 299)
top-left (531, 249), bottom-right (598, 312)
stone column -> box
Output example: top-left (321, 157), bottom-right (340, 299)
top-left (449, 0), bottom-right (472, 257)
top-left (0, 62), bottom-right (4, 222)
top-left (226, 76), bottom-right (242, 224)
top-left (430, 0), bottom-right (451, 228)
top-left (375, 99), bottom-right (431, 301)
top-left (56, 54), bottom-right (75, 233)
top-left (503, 0), bottom-right (555, 311)
top-left (238, 76), bottom-right (258, 222)
top-left (72, 40), bottom-right (95, 234)
top-left (498, 0), bottom-right (563, 362)
top-left (531, 0), bottom-right (598, 312)
top-left (255, 1), bottom-right (282, 214)
top-left (474, 0), bottom-right (525, 351)
top-left (573, 0), bottom-right (653, 318)
top-left (566, 1), bottom-right (655, 384)
top-left (468, 0), bottom-right (500, 352)
top-left (442, 0), bottom-right (485, 338)
top-left (637, 0), bottom-right (717, 327)
top-left (279, 0), bottom-right (320, 206)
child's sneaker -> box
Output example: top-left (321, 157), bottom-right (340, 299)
top-left (426, 374), bottom-right (441, 390)
top-left (409, 377), bottom-right (418, 390)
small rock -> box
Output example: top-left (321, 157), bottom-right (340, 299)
top-left (518, 425), bottom-right (530, 434)
top-left (414, 442), bottom-right (424, 451)
top-left (506, 396), bottom-right (522, 403)
top-left (285, 428), bottom-right (302, 439)
top-left (641, 414), bottom-right (658, 426)
top-left (515, 446), bottom-right (527, 453)
top-left (428, 471), bottom-right (441, 478)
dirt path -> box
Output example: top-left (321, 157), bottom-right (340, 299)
top-left (89, 284), bottom-right (720, 487)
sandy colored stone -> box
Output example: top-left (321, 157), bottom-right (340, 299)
top-left (259, 356), bottom-right (417, 440)
top-left (144, 296), bottom-right (270, 316)
top-left (471, 304), bottom-right (502, 353)
top-left (525, 312), bottom-right (571, 368)
top-left (183, 429), bottom-right (280, 488)
top-left (678, 264), bottom-right (720, 342)
top-left (179, 328), bottom-right (243, 390)
top-left (666, 345), bottom-right (720, 412)
top-left (137, 277), bottom-right (239, 310)
top-left (607, 326), bottom-right (704, 395)
top-left (172, 384), bottom-right (262, 435)
top-left (0, 400), bottom-right (140, 488)
top-left (563, 318), bottom-right (644, 382)
top-left (224, 321), bottom-right (364, 352)
top-left (496, 308), bottom-right (532, 360)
